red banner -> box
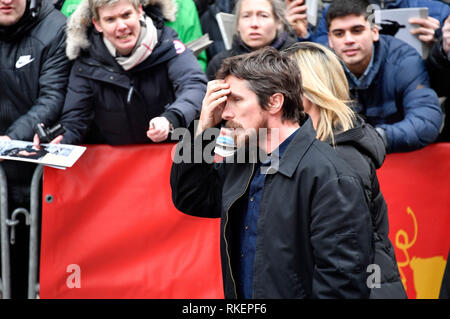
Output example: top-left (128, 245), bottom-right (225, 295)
top-left (39, 143), bottom-right (223, 298)
top-left (40, 143), bottom-right (450, 299)
top-left (378, 143), bottom-right (450, 299)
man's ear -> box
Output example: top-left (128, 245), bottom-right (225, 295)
top-left (372, 24), bottom-right (380, 42)
top-left (267, 93), bottom-right (284, 114)
top-left (92, 17), bottom-right (102, 33)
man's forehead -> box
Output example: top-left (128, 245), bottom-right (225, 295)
top-left (224, 75), bottom-right (248, 89)
top-left (329, 14), bottom-right (369, 30)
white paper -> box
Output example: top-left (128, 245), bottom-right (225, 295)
top-left (0, 140), bottom-right (86, 169)
top-left (375, 7), bottom-right (429, 58)
top-left (216, 12), bottom-right (236, 50)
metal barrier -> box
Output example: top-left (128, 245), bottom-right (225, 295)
top-left (0, 164), bottom-right (43, 299)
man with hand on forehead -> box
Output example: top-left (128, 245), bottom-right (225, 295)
top-left (171, 47), bottom-right (374, 299)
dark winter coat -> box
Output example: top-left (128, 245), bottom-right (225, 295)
top-left (171, 117), bottom-right (374, 298)
top-left (426, 36), bottom-right (450, 141)
top-left (331, 118), bottom-right (407, 298)
top-left (426, 35), bottom-right (450, 97)
top-left (0, 0), bottom-right (69, 140)
top-left (0, 0), bottom-right (70, 205)
top-left (60, 1), bottom-right (207, 145)
top-left (206, 31), bottom-right (298, 80)
top-left (345, 35), bottom-right (442, 153)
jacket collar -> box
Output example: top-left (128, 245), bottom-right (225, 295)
top-left (276, 116), bottom-right (317, 178)
top-left (231, 30), bottom-right (297, 54)
top-left (83, 24), bottom-right (176, 68)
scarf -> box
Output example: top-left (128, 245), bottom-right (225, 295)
top-left (103, 15), bottom-right (158, 71)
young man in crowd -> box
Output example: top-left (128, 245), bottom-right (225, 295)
top-left (313, 0), bottom-right (450, 46)
top-left (327, 0), bottom-right (442, 153)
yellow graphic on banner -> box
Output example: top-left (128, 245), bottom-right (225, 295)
top-left (395, 207), bottom-right (447, 299)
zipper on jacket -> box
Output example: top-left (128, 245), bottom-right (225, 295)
top-left (127, 79), bottom-right (134, 105)
top-left (223, 162), bottom-right (255, 298)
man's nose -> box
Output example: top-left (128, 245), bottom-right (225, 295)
top-left (221, 102), bottom-right (234, 121)
top-left (1, 0), bottom-right (13, 5)
top-left (344, 31), bottom-right (355, 44)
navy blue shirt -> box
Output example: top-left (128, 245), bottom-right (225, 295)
top-left (237, 129), bottom-right (299, 298)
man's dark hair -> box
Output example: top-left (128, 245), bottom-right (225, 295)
top-left (326, 0), bottom-right (372, 30)
top-left (215, 47), bottom-right (305, 124)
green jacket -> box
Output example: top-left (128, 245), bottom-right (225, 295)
top-left (165, 0), bottom-right (207, 71)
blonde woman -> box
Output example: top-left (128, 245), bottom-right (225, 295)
top-left (285, 42), bottom-right (407, 299)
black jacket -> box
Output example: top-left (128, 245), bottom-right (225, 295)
top-left (331, 119), bottom-right (407, 298)
top-left (206, 31), bottom-right (298, 80)
top-left (171, 117), bottom-right (374, 298)
top-left (0, 0), bottom-right (70, 140)
top-left (0, 0), bottom-right (70, 204)
top-left (61, 6), bottom-right (207, 145)
top-left (426, 37), bottom-right (450, 141)
top-left (426, 37), bottom-right (450, 98)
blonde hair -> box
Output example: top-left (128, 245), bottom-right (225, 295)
top-left (284, 42), bottom-right (355, 145)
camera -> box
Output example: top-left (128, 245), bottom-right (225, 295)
top-left (34, 123), bottom-right (65, 143)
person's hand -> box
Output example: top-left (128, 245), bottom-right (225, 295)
top-left (196, 80), bottom-right (231, 137)
top-left (286, 0), bottom-right (308, 39)
top-left (147, 117), bottom-right (172, 142)
top-left (442, 16), bottom-right (450, 54)
top-left (409, 16), bottom-right (440, 46)
top-left (32, 124), bottom-right (63, 150)
top-left (33, 133), bottom-right (63, 150)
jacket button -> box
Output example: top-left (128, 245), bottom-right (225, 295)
top-left (250, 197), bottom-right (254, 202)
top-left (78, 68), bottom-right (82, 72)
top-left (245, 225), bottom-right (249, 230)
top-left (110, 76), bottom-right (114, 80)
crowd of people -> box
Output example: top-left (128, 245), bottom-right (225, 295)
top-left (0, 0), bottom-right (449, 299)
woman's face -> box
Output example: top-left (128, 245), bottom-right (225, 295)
top-left (92, 0), bottom-right (142, 56)
top-left (237, 0), bottom-right (281, 49)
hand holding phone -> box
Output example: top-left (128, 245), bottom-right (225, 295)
top-left (285, 0), bottom-right (309, 38)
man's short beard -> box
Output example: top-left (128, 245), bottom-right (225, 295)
top-left (224, 119), bottom-right (268, 149)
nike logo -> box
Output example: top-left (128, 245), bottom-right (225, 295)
top-left (15, 55), bottom-right (35, 69)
